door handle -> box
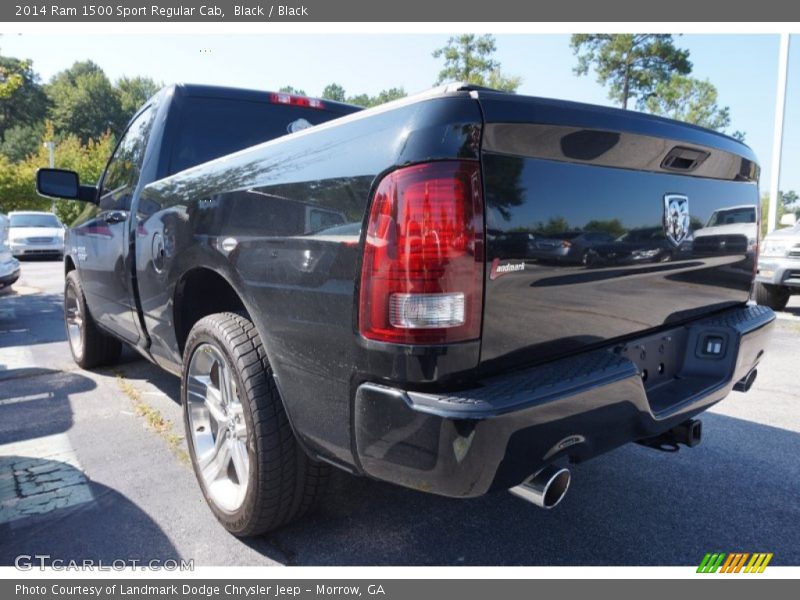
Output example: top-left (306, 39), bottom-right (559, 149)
top-left (103, 211), bottom-right (128, 224)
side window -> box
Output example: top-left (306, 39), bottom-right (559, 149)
top-left (99, 107), bottom-right (155, 212)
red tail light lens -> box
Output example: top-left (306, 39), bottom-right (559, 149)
top-left (269, 92), bottom-right (325, 109)
top-left (359, 161), bottom-right (484, 344)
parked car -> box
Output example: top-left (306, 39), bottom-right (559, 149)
top-left (755, 220), bottom-right (800, 310)
top-left (692, 204), bottom-right (757, 257)
top-left (529, 231), bottom-right (615, 264)
top-left (0, 213), bottom-right (21, 289)
top-left (8, 210), bottom-right (65, 258)
top-left (37, 83), bottom-right (774, 536)
top-left (586, 226), bottom-right (692, 267)
top-left (493, 231), bottom-right (540, 259)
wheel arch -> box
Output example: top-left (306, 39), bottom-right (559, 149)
top-left (171, 264), bottom-right (320, 465)
top-left (64, 254), bottom-right (76, 275)
top-left (172, 266), bottom-right (249, 357)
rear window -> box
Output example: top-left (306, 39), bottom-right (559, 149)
top-left (10, 214), bottom-right (61, 228)
top-left (169, 96), bottom-right (357, 175)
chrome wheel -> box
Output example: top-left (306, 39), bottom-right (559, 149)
top-left (187, 343), bottom-right (250, 513)
top-left (65, 283), bottom-right (83, 359)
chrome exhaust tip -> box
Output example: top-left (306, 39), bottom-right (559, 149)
top-left (509, 465), bottom-right (571, 509)
top-left (734, 368), bottom-right (758, 393)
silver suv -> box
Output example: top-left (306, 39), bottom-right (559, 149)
top-left (755, 221), bottom-right (800, 310)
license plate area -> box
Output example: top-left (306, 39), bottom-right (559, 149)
top-left (616, 327), bottom-right (688, 390)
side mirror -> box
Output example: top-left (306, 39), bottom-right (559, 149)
top-left (36, 168), bottom-right (97, 203)
top-left (779, 213), bottom-right (797, 227)
top-left (37, 168), bottom-right (80, 199)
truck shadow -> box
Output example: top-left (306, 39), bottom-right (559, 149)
top-left (0, 364), bottom-right (180, 566)
top-left (0, 368), bottom-right (96, 444)
top-left (110, 355), bottom-right (800, 566)
top-left (244, 412), bottom-right (800, 566)
top-left (0, 456), bottom-right (181, 566)
top-left (0, 291), bottom-right (67, 348)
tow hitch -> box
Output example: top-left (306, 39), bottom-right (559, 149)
top-left (637, 419), bottom-right (702, 452)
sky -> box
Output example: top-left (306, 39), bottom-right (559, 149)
top-left (1, 33), bottom-right (796, 193)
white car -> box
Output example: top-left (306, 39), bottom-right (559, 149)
top-left (755, 217), bottom-right (800, 310)
top-left (0, 213), bottom-right (21, 288)
top-left (8, 210), bottom-right (66, 259)
top-left (692, 205), bottom-right (758, 256)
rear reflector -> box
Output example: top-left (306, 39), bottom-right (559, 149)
top-left (269, 92), bottom-right (325, 109)
top-left (359, 161), bottom-right (484, 344)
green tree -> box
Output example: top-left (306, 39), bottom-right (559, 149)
top-left (584, 218), bottom-right (627, 238)
top-left (0, 54), bottom-right (49, 139)
top-left (0, 121), bottom-right (45, 161)
top-left (320, 83), bottom-right (406, 108)
top-left (278, 85), bottom-right (307, 96)
top-left (321, 83), bottom-right (346, 102)
top-left (0, 121), bottom-right (115, 224)
top-left (345, 92), bottom-right (370, 107)
top-left (432, 34), bottom-right (521, 92)
top-left (47, 60), bottom-right (124, 141)
top-left (116, 76), bottom-right (160, 119)
top-left (367, 87), bottom-right (407, 106)
top-left (570, 34), bottom-right (691, 109)
top-left (780, 190), bottom-right (798, 207)
top-left (0, 62), bottom-right (24, 98)
top-left (534, 217), bottom-right (571, 235)
top-left (347, 88), bottom-right (407, 108)
top-left (645, 75), bottom-right (731, 131)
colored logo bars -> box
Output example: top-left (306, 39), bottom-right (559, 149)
top-left (697, 553), bottom-right (773, 573)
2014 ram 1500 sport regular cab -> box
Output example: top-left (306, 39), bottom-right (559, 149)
top-left (37, 83), bottom-right (775, 535)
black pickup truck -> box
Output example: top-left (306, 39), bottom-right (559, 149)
top-left (37, 83), bottom-right (775, 536)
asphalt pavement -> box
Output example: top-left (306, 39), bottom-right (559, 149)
top-left (1, 259), bottom-right (798, 566)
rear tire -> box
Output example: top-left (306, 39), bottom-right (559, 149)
top-left (754, 282), bottom-right (790, 311)
top-left (181, 312), bottom-right (329, 536)
top-left (64, 270), bottom-right (122, 369)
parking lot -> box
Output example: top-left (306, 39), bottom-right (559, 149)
top-left (1, 259), bottom-right (798, 566)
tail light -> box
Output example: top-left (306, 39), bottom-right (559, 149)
top-left (269, 92), bottom-right (325, 109)
top-left (561, 240), bottom-right (572, 248)
top-left (359, 161), bottom-right (484, 344)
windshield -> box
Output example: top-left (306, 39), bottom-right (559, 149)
top-left (10, 214), bottom-right (61, 228)
top-left (706, 207), bottom-right (756, 227)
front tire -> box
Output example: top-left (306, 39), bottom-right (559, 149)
top-left (754, 282), bottom-right (790, 311)
top-left (64, 270), bottom-right (122, 369)
top-left (181, 312), bottom-right (329, 536)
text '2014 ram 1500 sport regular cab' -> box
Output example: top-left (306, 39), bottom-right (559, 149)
top-left (37, 82), bottom-right (775, 535)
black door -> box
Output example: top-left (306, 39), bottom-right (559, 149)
top-left (75, 106), bottom-right (155, 344)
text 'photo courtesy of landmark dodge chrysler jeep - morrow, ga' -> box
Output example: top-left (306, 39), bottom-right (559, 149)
top-left (36, 83), bottom-right (775, 535)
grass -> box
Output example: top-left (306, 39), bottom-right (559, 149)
top-left (115, 373), bottom-right (190, 464)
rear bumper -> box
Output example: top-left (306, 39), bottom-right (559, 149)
top-left (354, 304), bottom-right (774, 497)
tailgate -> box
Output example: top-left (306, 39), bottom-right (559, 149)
top-left (476, 93), bottom-right (760, 370)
